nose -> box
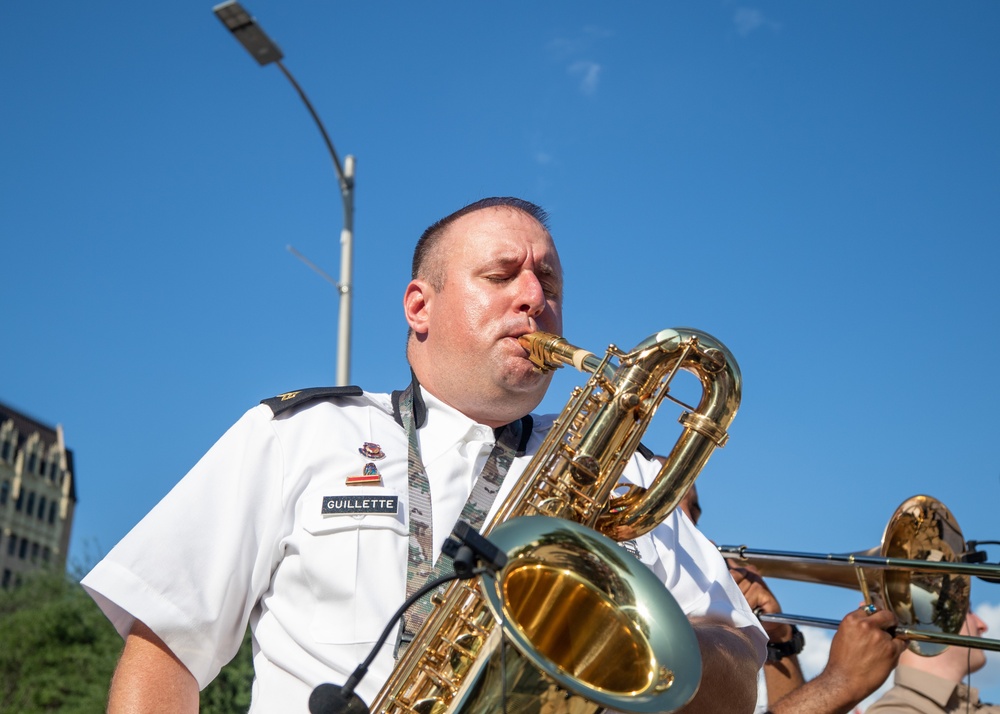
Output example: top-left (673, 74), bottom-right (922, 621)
top-left (973, 612), bottom-right (988, 635)
top-left (964, 612), bottom-right (987, 637)
top-left (516, 272), bottom-right (546, 317)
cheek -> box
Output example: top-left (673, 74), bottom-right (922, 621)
top-left (458, 300), bottom-right (494, 333)
top-left (541, 301), bottom-right (563, 333)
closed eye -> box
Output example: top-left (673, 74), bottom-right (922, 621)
top-left (485, 274), bottom-right (515, 284)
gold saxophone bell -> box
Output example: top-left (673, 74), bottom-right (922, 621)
top-left (719, 494), bottom-right (1000, 655)
top-left (455, 516), bottom-right (701, 712)
top-left (370, 328), bottom-right (742, 713)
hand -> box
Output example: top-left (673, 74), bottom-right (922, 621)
top-left (769, 606), bottom-right (907, 714)
top-left (821, 606), bottom-right (908, 701)
top-left (728, 563), bottom-right (793, 644)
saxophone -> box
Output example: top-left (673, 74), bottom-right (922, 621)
top-left (369, 328), bottom-right (742, 714)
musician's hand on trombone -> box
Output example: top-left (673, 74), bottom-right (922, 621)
top-left (728, 563), bottom-right (794, 644)
top-left (768, 606), bottom-right (906, 714)
top-left (824, 605), bottom-right (908, 698)
top-left (727, 563), bottom-right (807, 703)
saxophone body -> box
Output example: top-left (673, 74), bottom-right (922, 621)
top-left (369, 328), bottom-right (742, 714)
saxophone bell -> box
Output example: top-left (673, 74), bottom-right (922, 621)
top-left (458, 515), bottom-right (702, 713)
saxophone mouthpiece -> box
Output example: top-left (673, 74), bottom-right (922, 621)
top-left (518, 332), bottom-right (596, 374)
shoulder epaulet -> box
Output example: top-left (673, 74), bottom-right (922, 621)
top-left (261, 386), bottom-right (364, 416)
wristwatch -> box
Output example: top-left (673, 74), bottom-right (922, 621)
top-left (766, 625), bottom-right (805, 662)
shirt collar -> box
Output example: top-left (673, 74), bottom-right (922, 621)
top-left (893, 665), bottom-right (962, 707)
top-left (391, 373), bottom-right (534, 456)
top-left (418, 388), bottom-right (496, 467)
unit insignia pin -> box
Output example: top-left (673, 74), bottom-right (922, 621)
top-left (346, 462), bottom-right (383, 487)
top-left (359, 442), bottom-right (386, 460)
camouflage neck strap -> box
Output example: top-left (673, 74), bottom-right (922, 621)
top-left (396, 383), bottom-right (527, 650)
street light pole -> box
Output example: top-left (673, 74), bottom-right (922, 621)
top-left (213, 1), bottom-right (355, 385)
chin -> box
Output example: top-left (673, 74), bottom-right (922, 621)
top-left (503, 371), bottom-right (551, 408)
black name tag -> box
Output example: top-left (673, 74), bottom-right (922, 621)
top-left (322, 495), bottom-right (399, 516)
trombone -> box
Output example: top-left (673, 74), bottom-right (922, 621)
top-left (717, 495), bottom-right (1000, 655)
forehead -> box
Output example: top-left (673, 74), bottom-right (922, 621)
top-left (439, 207), bottom-right (562, 273)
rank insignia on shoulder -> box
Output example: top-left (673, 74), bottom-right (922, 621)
top-left (359, 442), bottom-right (386, 460)
top-left (346, 463), bottom-right (382, 486)
top-left (261, 385), bottom-right (364, 416)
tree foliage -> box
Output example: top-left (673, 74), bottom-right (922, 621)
top-left (0, 572), bottom-right (253, 713)
top-left (0, 570), bottom-right (119, 713)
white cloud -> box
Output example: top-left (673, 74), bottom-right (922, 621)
top-left (733, 7), bottom-right (781, 37)
top-left (547, 27), bottom-right (610, 96)
top-left (569, 60), bottom-right (601, 96)
top-left (978, 601), bottom-right (1000, 634)
top-left (797, 625), bottom-right (833, 679)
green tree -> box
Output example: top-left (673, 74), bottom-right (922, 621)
top-left (0, 570), bottom-right (119, 713)
top-left (200, 627), bottom-right (253, 714)
top-left (0, 572), bottom-right (253, 713)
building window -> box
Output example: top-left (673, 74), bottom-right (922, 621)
top-left (6, 534), bottom-right (14, 556)
top-left (49, 501), bottom-right (57, 524)
top-left (30, 542), bottom-right (39, 562)
top-left (27, 452), bottom-right (37, 473)
top-left (0, 479), bottom-right (8, 505)
top-left (18, 537), bottom-right (27, 560)
top-left (26, 492), bottom-right (35, 517)
top-left (15, 489), bottom-right (23, 512)
top-left (2, 569), bottom-right (10, 589)
top-left (42, 547), bottom-right (50, 563)
top-left (37, 496), bottom-right (46, 521)
top-left (0, 439), bottom-right (9, 462)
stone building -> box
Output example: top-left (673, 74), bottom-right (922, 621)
top-left (0, 400), bottom-right (76, 588)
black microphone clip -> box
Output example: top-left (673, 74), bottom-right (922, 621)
top-left (441, 520), bottom-right (508, 578)
top-left (963, 540), bottom-right (1000, 584)
top-left (308, 683), bottom-right (369, 714)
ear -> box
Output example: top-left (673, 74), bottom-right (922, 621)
top-left (403, 279), bottom-right (432, 336)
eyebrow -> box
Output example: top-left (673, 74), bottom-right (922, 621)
top-left (535, 261), bottom-right (560, 280)
top-left (489, 254), bottom-right (562, 282)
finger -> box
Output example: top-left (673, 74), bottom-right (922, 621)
top-left (866, 609), bottom-right (899, 630)
top-left (728, 566), bottom-right (751, 583)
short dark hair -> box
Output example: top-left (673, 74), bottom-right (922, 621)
top-left (411, 197), bottom-right (550, 288)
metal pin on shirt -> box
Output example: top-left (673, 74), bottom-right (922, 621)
top-left (345, 462), bottom-right (383, 486)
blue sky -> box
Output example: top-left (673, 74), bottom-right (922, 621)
top-left (3, 1), bottom-right (999, 706)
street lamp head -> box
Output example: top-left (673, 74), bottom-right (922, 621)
top-left (212, 1), bottom-right (284, 66)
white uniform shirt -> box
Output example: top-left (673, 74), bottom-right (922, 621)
top-left (83, 388), bottom-right (765, 712)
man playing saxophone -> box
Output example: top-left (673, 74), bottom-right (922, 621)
top-left (83, 197), bottom-right (766, 713)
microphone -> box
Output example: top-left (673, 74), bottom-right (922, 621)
top-left (441, 520), bottom-right (508, 577)
top-left (963, 540), bottom-right (1000, 584)
top-left (308, 521), bottom-right (506, 714)
top-left (308, 683), bottom-right (368, 714)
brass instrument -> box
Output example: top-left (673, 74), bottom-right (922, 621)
top-left (719, 494), bottom-right (1000, 654)
top-left (370, 328), bottom-right (742, 713)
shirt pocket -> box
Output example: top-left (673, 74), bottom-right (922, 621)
top-left (299, 487), bottom-right (408, 644)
